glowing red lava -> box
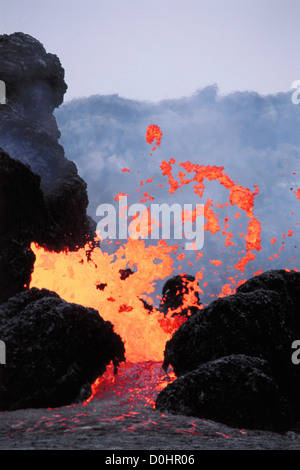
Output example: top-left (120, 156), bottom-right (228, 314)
top-left (29, 124), bottom-right (298, 404)
top-left (30, 124), bottom-right (262, 363)
top-left (146, 124), bottom-right (162, 150)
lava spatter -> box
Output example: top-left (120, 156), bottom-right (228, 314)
top-left (159, 157), bottom-right (261, 271)
top-left (146, 124), bottom-right (162, 150)
top-left (31, 124), bottom-right (263, 367)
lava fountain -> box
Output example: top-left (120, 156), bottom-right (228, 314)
top-left (30, 124), bottom-right (263, 377)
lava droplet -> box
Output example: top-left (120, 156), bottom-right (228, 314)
top-left (146, 124), bottom-right (162, 149)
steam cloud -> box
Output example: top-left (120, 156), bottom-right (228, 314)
top-left (55, 85), bottom-right (300, 304)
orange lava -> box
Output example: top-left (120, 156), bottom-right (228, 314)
top-left (31, 239), bottom-right (180, 363)
top-left (146, 124), bottom-right (162, 149)
top-left (27, 123), bottom-right (300, 407)
top-left (30, 124), bottom-right (263, 366)
top-left (82, 361), bottom-right (176, 407)
top-left (160, 158), bottom-right (262, 271)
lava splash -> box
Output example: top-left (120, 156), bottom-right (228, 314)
top-left (30, 124), bottom-right (263, 365)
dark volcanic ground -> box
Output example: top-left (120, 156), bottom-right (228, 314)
top-left (0, 362), bottom-right (300, 451)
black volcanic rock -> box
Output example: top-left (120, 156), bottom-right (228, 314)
top-left (159, 274), bottom-right (202, 318)
top-left (158, 269), bottom-right (300, 430)
top-left (236, 268), bottom-right (300, 316)
top-left (0, 32), bottom-right (93, 251)
top-left (0, 148), bottom-right (48, 303)
top-left (156, 354), bottom-right (293, 431)
top-left (0, 240), bottom-right (35, 305)
top-left (0, 148), bottom-right (47, 246)
top-left (0, 287), bottom-right (125, 411)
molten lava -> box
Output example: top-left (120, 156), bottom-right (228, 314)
top-left (31, 238), bottom-right (181, 363)
top-left (28, 123), bottom-right (300, 406)
top-left (30, 123), bottom-right (264, 366)
top-left (160, 158), bottom-right (262, 272)
top-left (145, 124), bottom-right (162, 150)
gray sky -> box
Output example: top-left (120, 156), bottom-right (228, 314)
top-left (1, 0), bottom-right (300, 102)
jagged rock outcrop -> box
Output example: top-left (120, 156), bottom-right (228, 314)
top-left (157, 269), bottom-right (300, 430)
top-left (0, 32), bottom-right (93, 251)
top-left (0, 287), bottom-right (125, 411)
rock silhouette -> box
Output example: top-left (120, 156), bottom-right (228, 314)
top-left (156, 354), bottom-right (293, 431)
top-left (157, 269), bottom-right (300, 430)
top-left (0, 32), bottom-right (94, 252)
top-left (0, 148), bottom-right (48, 303)
top-left (0, 288), bottom-right (125, 411)
top-left (159, 274), bottom-right (202, 318)
top-left (0, 34), bottom-right (124, 411)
